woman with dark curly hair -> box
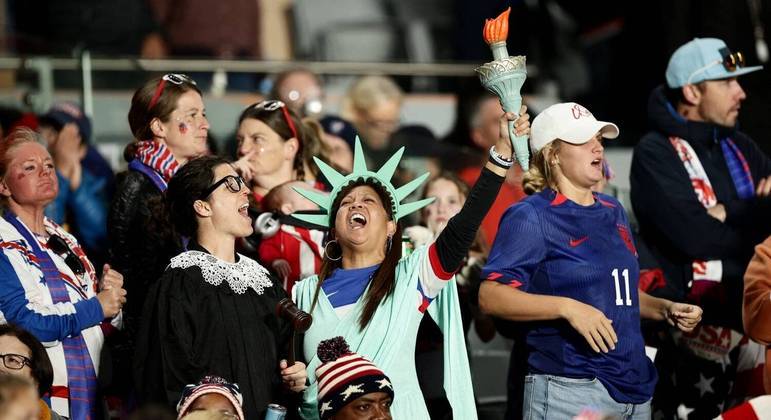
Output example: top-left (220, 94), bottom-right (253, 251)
top-left (135, 156), bottom-right (307, 418)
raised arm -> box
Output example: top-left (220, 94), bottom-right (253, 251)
top-left (432, 108), bottom-right (529, 275)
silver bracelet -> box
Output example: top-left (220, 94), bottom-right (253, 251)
top-left (489, 146), bottom-right (514, 168)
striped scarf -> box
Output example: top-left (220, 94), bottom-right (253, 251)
top-left (721, 138), bottom-right (755, 200)
top-left (132, 140), bottom-right (180, 183)
top-left (3, 211), bottom-right (100, 420)
top-left (669, 137), bottom-right (724, 289)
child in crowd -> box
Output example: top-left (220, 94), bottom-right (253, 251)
top-left (176, 376), bottom-right (245, 420)
top-left (258, 180), bottom-right (327, 292)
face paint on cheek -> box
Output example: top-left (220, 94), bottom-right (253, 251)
top-left (178, 122), bottom-right (188, 134)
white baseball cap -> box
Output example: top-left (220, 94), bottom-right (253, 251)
top-left (530, 102), bottom-right (619, 152)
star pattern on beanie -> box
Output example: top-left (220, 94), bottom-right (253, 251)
top-left (340, 384), bottom-right (365, 401)
top-left (377, 378), bottom-right (392, 389)
top-left (319, 401), bottom-right (333, 416)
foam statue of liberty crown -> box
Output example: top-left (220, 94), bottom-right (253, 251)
top-left (291, 137), bottom-right (435, 228)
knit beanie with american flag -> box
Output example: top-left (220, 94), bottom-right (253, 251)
top-left (315, 336), bottom-right (394, 419)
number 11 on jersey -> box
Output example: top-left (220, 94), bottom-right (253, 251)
top-left (612, 268), bottom-right (632, 306)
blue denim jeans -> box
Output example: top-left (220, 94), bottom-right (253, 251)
top-left (523, 374), bottom-right (651, 420)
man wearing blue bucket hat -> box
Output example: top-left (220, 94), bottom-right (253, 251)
top-left (631, 37), bottom-right (771, 417)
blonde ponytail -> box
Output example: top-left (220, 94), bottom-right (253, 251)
top-left (522, 141), bottom-right (561, 195)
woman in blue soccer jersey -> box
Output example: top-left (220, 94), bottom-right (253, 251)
top-left (479, 102), bottom-right (703, 419)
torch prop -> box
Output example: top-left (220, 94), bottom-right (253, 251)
top-left (475, 7), bottom-right (530, 169)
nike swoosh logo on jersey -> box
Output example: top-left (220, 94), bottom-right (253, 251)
top-left (569, 236), bottom-right (589, 247)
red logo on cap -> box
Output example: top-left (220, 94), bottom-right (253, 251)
top-left (571, 104), bottom-right (592, 120)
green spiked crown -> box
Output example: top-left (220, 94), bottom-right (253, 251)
top-left (291, 137), bottom-right (435, 228)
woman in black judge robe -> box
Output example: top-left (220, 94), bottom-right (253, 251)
top-left (134, 156), bottom-right (307, 418)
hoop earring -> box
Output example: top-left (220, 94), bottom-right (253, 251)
top-left (324, 239), bottom-right (342, 261)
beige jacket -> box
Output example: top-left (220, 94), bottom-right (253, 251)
top-left (743, 235), bottom-right (771, 393)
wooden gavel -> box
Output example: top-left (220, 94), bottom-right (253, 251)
top-left (276, 298), bottom-right (313, 365)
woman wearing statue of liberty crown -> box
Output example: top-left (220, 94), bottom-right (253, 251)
top-left (291, 107), bottom-right (530, 419)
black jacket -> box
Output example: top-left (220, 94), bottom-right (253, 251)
top-left (630, 85), bottom-right (771, 330)
top-left (108, 170), bottom-right (182, 336)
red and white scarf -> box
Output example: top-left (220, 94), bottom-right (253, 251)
top-left (669, 136), bottom-right (723, 289)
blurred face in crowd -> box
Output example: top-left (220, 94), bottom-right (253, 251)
top-left (687, 77), bottom-right (746, 127)
top-left (553, 133), bottom-right (605, 191)
top-left (199, 163), bottom-right (253, 239)
top-left (423, 178), bottom-right (464, 235)
top-left (333, 392), bottom-right (392, 420)
top-left (37, 125), bottom-right (60, 148)
top-left (237, 118), bottom-right (298, 179)
top-left (185, 393), bottom-right (239, 418)
top-left (321, 132), bottom-right (353, 172)
top-left (0, 142), bottom-right (58, 209)
top-left (353, 100), bottom-right (401, 151)
top-left (470, 97), bottom-right (503, 150)
top-left (0, 335), bottom-right (33, 383)
top-left (157, 90), bottom-right (210, 164)
top-left (0, 384), bottom-right (39, 420)
top-left (277, 71), bottom-right (323, 117)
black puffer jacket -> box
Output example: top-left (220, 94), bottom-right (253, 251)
top-left (108, 170), bottom-right (181, 336)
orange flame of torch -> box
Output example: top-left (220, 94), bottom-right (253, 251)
top-left (483, 7), bottom-right (511, 45)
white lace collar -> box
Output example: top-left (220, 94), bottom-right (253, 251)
top-left (169, 250), bottom-right (273, 295)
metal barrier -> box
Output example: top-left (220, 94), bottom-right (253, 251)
top-left (0, 54), bottom-right (539, 114)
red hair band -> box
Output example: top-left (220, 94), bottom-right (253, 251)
top-left (147, 79), bottom-right (167, 111)
top-left (280, 105), bottom-right (299, 141)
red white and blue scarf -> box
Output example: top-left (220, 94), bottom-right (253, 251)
top-left (669, 136), bottom-right (754, 296)
top-left (129, 140), bottom-right (180, 192)
top-left (3, 211), bottom-right (100, 419)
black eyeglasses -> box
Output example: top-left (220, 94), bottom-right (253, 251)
top-left (200, 175), bottom-right (246, 199)
top-left (0, 353), bottom-right (31, 370)
top-left (47, 235), bottom-right (85, 276)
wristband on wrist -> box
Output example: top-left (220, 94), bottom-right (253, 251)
top-left (488, 146), bottom-right (514, 169)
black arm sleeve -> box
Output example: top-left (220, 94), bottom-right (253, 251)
top-left (434, 166), bottom-right (504, 273)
